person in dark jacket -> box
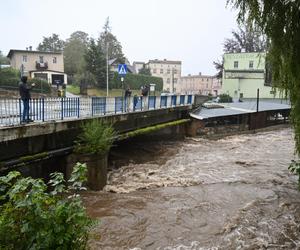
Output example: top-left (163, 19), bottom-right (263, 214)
top-left (19, 76), bottom-right (35, 123)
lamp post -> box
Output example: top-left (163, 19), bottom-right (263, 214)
top-left (106, 35), bottom-right (109, 97)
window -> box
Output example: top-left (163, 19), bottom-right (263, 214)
top-left (22, 55), bottom-right (27, 62)
top-left (173, 69), bottom-right (177, 74)
top-left (167, 69), bottom-right (170, 74)
top-left (53, 57), bottom-right (57, 64)
top-left (174, 78), bottom-right (178, 83)
top-left (160, 69), bottom-right (163, 74)
top-left (153, 68), bottom-right (157, 73)
top-left (39, 56), bottom-right (44, 63)
top-left (234, 61), bottom-right (238, 68)
top-left (167, 78), bottom-right (170, 83)
top-left (207, 78), bottom-right (209, 81)
top-left (249, 60), bottom-right (254, 69)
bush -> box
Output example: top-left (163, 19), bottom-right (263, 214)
top-left (0, 68), bottom-right (51, 93)
top-left (218, 94), bottom-right (233, 103)
top-left (75, 120), bottom-right (116, 155)
top-left (0, 68), bottom-right (19, 90)
top-left (28, 78), bottom-right (51, 94)
top-left (110, 72), bottom-right (163, 91)
top-left (0, 163), bottom-right (93, 249)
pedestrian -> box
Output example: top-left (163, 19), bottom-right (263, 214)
top-left (19, 76), bottom-right (35, 123)
top-left (141, 85), bottom-right (149, 110)
top-left (124, 86), bottom-right (132, 112)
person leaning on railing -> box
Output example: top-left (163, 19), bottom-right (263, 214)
top-left (19, 76), bottom-right (35, 124)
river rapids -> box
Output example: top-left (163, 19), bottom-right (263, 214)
top-left (83, 127), bottom-right (300, 250)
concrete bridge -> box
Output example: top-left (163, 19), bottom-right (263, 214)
top-left (0, 95), bottom-right (200, 164)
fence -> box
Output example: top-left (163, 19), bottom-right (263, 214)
top-left (0, 95), bottom-right (194, 127)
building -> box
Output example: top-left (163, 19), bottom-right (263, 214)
top-left (178, 73), bottom-right (217, 95)
top-left (132, 61), bottom-right (145, 74)
top-left (7, 48), bottom-right (67, 85)
top-left (145, 59), bottom-right (182, 92)
top-left (222, 52), bottom-right (280, 99)
top-left (212, 78), bottom-right (222, 96)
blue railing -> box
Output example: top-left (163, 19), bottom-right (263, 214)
top-left (0, 95), bottom-right (194, 127)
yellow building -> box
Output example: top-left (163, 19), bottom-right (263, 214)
top-left (146, 59), bottom-right (182, 92)
top-left (7, 48), bottom-right (67, 85)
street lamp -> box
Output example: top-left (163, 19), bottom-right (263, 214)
top-left (106, 33), bottom-right (109, 97)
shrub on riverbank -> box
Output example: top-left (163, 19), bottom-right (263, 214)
top-left (0, 162), bottom-right (93, 249)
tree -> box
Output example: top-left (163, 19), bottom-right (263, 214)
top-left (37, 33), bottom-right (65, 52)
top-left (98, 17), bottom-right (125, 63)
top-left (223, 24), bottom-right (267, 53)
top-left (138, 65), bottom-right (151, 76)
top-left (213, 58), bottom-right (224, 79)
top-left (64, 31), bottom-right (89, 77)
top-left (0, 51), bottom-right (9, 65)
top-left (84, 38), bottom-right (106, 88)
top-left (213, 23), bottom-right (266, 79)
top-left (227, 0), bottom-right (300, 183)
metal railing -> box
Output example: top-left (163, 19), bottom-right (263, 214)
top-left (0, 95), bottom-right (194, 127)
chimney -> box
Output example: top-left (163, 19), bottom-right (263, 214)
top-left (29, 46), bottom-right (32, 51)
top-left (26, 47), bottom-right (28, 50)
top-left (199, 72), bottom-right (202, 76)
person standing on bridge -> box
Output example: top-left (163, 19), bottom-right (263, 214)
top-left (19, 76), bottom-right (35, 123)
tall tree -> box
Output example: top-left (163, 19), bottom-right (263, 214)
top-left (0, 51), bottom-right (9, 65)
top-left (37, 33), bottom-right (65, 52)
top-left (223, 24), bottom-right (267, 53)
top-left (213, 23), bottom-right (266, 79)
top-left (84, 38), bottom-right (106, 88)
top-left (64, 31), bottom-right (89, 77)
top-left (227, 0), bottom-right (300, 154)
top-left (98, 17), bottom-right (125, 62)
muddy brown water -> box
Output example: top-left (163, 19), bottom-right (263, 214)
top-left (83, 127), bottom-right (300, 250)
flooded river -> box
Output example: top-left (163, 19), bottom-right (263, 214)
top-left (83, 127), bottom-right (300, 249)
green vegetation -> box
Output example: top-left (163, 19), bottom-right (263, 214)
top-left (0, 68), bottom-right (19, 90)
top-left (119, 119), bottom-right (190, 140)
top-left (111, 72), bottom-right (163, 91)
top-left (75, 120), bottom-right (116, 155)
top-left (0, 51), bottom-right (9, 65)
top-left (67, 84), bottom-right (80, 95)
top-left (0, 68), bottom-right (51, 93)
top-left (28, 78), bottom-right (51, 94)
top-left (0, 163), bottom-right (93, 249)
top-left (37, 33), bottom-right (65, 52)
top-left (218, 94), bottom-right (233, 103)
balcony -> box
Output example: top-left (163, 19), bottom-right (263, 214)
top-left (36, 61), bottom-right (48, 70)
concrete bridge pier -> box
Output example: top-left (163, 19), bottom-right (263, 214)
top-left (66, 153), bottom-right (108, 191)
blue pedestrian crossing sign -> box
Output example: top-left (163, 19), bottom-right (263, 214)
top-left (118, 64), bottom-right (127, 76)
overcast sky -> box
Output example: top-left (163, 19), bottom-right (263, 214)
top-left (0, 0), bottom-right (237, 76)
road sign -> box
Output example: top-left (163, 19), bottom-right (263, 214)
top-left (118, 64), bottom-right (127, 76)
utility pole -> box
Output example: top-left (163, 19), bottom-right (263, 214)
top-left (104, 17), bottom-right (110, 97)
top-left (106, 38), bottom-right (109, 97)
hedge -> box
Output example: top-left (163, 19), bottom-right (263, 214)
top-left (0, 68), bottom-right (51, 93)
top-left (110, 72), bottom-right (163, 91)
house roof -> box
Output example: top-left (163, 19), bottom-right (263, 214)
top-left (7, 49), bottom-right (63, 58)
top-left (148, 59), bottom-right (181, 64)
